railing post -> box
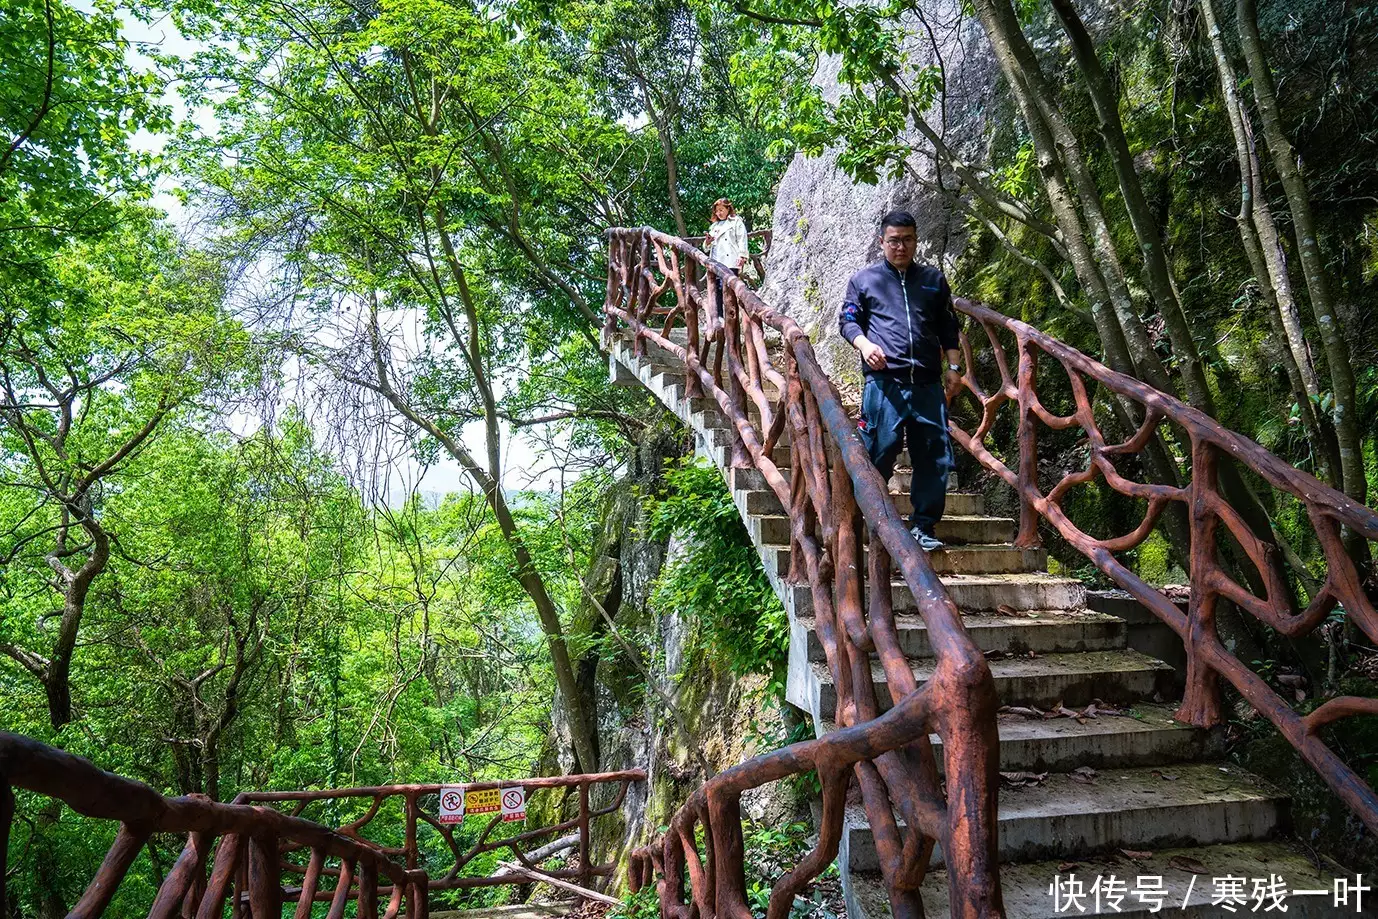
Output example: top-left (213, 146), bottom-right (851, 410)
top-left (295, 850), bottom-right (326, 919)
top-left (404, 793), bottom-right (419, 870)
top-left (406, 872), bottom-right (429, 919)
top-left (1015, 338), bottom-right (1041, 547)
top-left (577, 782), bottom-right (591, 890)
top-left (1178, 440), bottom-right (1226, 728)
top-left (678, 247), bottom-right (703, 401)
top-left (358, 862), bottom-right (380, 919)
top-left (721, 281), bottom-right (750, 468)
top-left (602, 234), bottom-right (620, 347)
top-left (196, 833), bottom-right (241, 919)
top-left (328, 859), bottom-right (356, 919)
top-left (707, 790), bottom-right (749, 919)
top-left (247, 835), bottom-right (280, 919)
top-left (231, 836), bottom-right (249, 919)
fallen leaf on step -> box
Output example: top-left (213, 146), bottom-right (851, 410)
top-left (1000, 705), bottom-right (1046, 719)
top-left (1151, 770), bottom-right (1180, 781)
top-left (984, 649), bottom-right (1007, 660)
top-left (996, 604), bottom-right (1017, 616)
top-left (1000, 770), bottom-right (1048, 788)
top-left (1058, 862), bottom-right (1080, 872)
top-left (1168, 855), bottom-right (1209, 874)
top-left (1079, 700), bottom-right (1126, 719)
top-left (1120, 849), bottom-right (1153, 861)
top-left (1073, 765), bottom-right (1098, 780)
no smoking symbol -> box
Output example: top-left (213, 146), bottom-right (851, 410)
top-left (503, 790), bottom-right (523, 809)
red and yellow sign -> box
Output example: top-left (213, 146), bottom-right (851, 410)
top-left (464, 788), bottom-right (501, 814)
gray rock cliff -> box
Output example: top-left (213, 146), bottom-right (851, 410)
top-left (758, 1), bottom-right (996, 394)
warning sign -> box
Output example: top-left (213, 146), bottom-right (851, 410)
top-left (439, 786), bottom-right (465, 824)
top-left (500, 787), bottom-right (527, 822)
top-left (464, 788), bottom-right (501, 814)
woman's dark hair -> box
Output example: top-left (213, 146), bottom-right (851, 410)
top-left (710, 197), bottom-right (737, 220)
top-left (879, 210), bottom-right (917, 231)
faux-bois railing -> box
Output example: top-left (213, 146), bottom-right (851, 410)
top-left (0, 731), bottom-right (642, 918)
top-left (604, 226), bottom-right (1005, 919)
top-left (947, 297), bottom-right (1378, 833)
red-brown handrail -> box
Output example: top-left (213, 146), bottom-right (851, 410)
top-left (948, 296), bottom-right (1378, 831)
top-left (0, 732), bottom-right (644, 917)
top-left (604, 227), bottom-right (1004, 919)
top-left (0, 731), bottom-right (426, 919)
top-left (235, 771), bottom-right (643, 894)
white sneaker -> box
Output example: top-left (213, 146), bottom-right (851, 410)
top-left (909, 526), bottom-right (944, 552)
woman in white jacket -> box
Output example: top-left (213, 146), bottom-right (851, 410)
top-left (703, 198), bottom-right (749, 314)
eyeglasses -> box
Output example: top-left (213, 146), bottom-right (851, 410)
top-left (882, 236), bottom-right (916, 248)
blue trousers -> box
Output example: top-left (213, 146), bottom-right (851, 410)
top-left (859, 376), bottom-right (953, 535)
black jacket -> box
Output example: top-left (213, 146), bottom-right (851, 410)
top-left (838, 260), bottom-right (959, 383)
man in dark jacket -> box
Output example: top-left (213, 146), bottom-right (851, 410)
top-left (838, 211), bottom-right (961, 551)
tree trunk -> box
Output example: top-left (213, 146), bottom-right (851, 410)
top-left (1236, 0), bottom-right (1367, 505)
top-left (1198, 0), bottom-right (1340, 483)
top-left (627, 57), bottom-right (688, 239)
top-left (43, 521), bottom-right (110, 730)
top-left (971, 0), bottom-right (1175, 399)
top-left (1050, 0), bottom-right (1215, 415)
top-left (359, 283), bottom-right (601, 775)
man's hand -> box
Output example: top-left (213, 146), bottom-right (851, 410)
top-left (943, 367), bottom-right (961, 391)
top-left (858, 339), bottom-right (887, 370)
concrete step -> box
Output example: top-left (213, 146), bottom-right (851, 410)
top-left (763, 542), bottom-right (1047, 577)
top-left (738, 484), bottom-right (986, 520)
top-left (751, 513), bottom-right (1012, 546)
top-left (698, 417), bottom-right (791, 448)
top-left (811, 649), bottom-right (1175, 716)
top-left (798, 609), bottom-right (1127, 661)
top-left (788, 572), bottom-right (1087, 615)
top-left (840, 763), bottom-right (1288, 871)
top-left (844, 841), bottom-right (1353, 918)
top-left (731, 468), bottom-right (960, 506)
top-left (818, 704), bottom-right (1213, 773)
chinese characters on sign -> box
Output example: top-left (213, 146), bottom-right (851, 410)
top-left (464, 788), bottom-right (501, 814)
top-left (1048, 873), bottom-right (1368, 914)
top-left (501, 787), bottom-right (527, 822)
top-left (435, 785), bottom-right (527, 824)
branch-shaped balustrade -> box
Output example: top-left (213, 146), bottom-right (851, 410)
top-left (948, 297), bottom-right (1378, 833)
top-left (235, 771), bottom-right (643, 896)
top-left (604, 227), bottom-right (1005, 919)
top-left (0, 731), bottom-right (644, 918)
top-left (0, 731), bottom-right (426, 919)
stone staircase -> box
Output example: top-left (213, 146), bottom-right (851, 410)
top-left (608, 332), bottom-right (1352, 918)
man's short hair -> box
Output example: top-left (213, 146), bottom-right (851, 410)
top-left (880, 210), bottom-right (917, 233)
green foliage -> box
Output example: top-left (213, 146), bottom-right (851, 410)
top-left (646, 457), bottom-right (787, 682)
top-left (0, 0), bottom-right (169, 278)
top-left (612, 884), bottom-right (661, 919)
top-left (743, 820), bottom-right (841, 919)
top-left (1, 418), bottom-right (565, 913)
